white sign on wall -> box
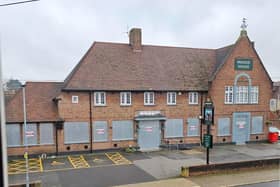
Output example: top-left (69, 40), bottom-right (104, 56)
top-left (25, 131), bottom-right (34, 137)
top-left (96, 128), bottom-right (105, 134)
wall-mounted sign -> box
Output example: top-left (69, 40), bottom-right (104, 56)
top-left (138, 111), bottom-right (161, 116)
top-left (144, 126), bottom-right (153, 132)
top-left (96, 128), bottom-right (105, 134)
top-left (235, 59), bottom-right (253, 70)
top-left (25, 131), bottom-right (34, 137)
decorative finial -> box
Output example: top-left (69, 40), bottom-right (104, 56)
top-left (241, 18), bottom-right (248, 31)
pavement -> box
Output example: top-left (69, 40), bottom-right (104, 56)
top-left (115, 168), bottom-right (280, 187)
top-left (8, 142), bottom-right (280, 187)
top-left (133, 143), bottom-right (280, 179)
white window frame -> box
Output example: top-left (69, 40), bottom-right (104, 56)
top-left (120, 92), bottom-right (132, 106)
top-left (94, 92), bottom-right (106, 106)
top-left (250, 86), bottom-right (259, 104)
top-left (144, 92), bottom-right (155, 105)
top-left (167, 92), bottom-right (176, 105)
top-left (236, 86), bottom-right (249, 104)
top-left (224, 86), bottom-right (233, 104)
top-left (189, 92), bottom-right (198, 105)
top-left (72, 95), bottom-right (79, 104)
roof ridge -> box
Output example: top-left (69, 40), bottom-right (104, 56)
top-left (95, 41), bottom-right (217, 51)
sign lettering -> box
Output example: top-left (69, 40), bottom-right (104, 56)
top-left (235, 59), bottom-right (253, 70)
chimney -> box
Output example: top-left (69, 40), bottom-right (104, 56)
top-left (129, 28), bottom-right (142, 52)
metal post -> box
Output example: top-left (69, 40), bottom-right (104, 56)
top-left (23, 86), bottom-right (29, 187)
top-left (0, 37), bottom-right (8, 187)
top-left (206, 124), bottom-right (210, 165)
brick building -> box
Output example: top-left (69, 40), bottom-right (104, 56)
top-left (270, 82), bottom-right (280, 127)
top-left (5, 27), bottom-right (274, 156)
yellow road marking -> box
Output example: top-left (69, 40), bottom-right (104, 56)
top-left (68, 155), bottom-right (90, 168)
top-left (105, 152), bottom-right (131, 165)
top-left (51, 160), bottom-right (65, 166)
top-left (39, 158), bottom-right (43, 172)
top-left (93, 157), bottom-right (104, 163)
top-left (8, 158), bottom-right (41, 174)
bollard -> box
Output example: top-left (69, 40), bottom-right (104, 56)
top-left (181, 166), bottom-right (189, 177)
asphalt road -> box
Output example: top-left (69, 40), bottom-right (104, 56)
top-left (9, 165), bottom-right (156, 187)
top-left (237, 181), bottom-right (280, 187)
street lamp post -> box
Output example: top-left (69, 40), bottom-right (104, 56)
top-left (22, 85), bottom-right (30, 187)
top-left (0, 37), bottom-right (8, 187)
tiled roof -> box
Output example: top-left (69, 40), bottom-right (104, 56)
top-left (5, 82), bottom-right (63, 123)
top-left (63, 42), bottom-right (227, 91)
top-left (211, 44), bottom-right (235, 80)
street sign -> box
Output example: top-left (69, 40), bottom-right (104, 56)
top-left (203, 134), bottom-right (213, 148)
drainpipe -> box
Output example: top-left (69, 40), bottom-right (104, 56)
top-left (89, 92), bottom-right (93, 153)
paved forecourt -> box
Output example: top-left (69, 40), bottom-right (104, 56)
top-left (8, 152), bottom-right (132, 175)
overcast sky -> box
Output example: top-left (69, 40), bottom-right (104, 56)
top-left (0, 0), bottom-right (279, 82)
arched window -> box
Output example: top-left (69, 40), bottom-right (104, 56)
top-left (224, 73), bottom-right (259, 104)
top-left (234, 73), bottom-right (251, 104)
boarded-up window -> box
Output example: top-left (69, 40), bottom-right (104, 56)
top-left (40, 123), bottom-right (54, 145)
top-left (187, 118), bottom-right (199, 136)
top-left (112, 120), bottom-right (134, 141)
top-left (93, 121), bottom-right (108, 142)
top-left (165, 119), bottom-right (183, 138)
top-left (218, 118), bottom-right (231, 136)
top-left (24, 123), bottom-right (38, 145)
top-left (64, 122), bottom-right (89, 144)
top-left (251, 116), bottom-right (263, 134)
top-left (6, 124), bottom-right (21, 147)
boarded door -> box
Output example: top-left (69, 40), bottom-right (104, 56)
top-left (232, 112), bottom-right (250, 144)
top-left (138, 120), bottom-right (161, 151)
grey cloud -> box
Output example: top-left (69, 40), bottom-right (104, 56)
top-left (0, 0), bottom-right (279, 81)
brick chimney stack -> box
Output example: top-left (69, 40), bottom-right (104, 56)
top-left (129, 28), bottom-right (142, 52)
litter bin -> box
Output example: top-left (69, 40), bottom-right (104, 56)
top-left (268, 127), bottom-right (279, 143)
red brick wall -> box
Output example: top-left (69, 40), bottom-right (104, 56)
top-left (209, 35), bottom-right (273, 143)
top-left (56, 91), bottom-right (206, 152)
top-left (8, 145), bottom-right (56, 156)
